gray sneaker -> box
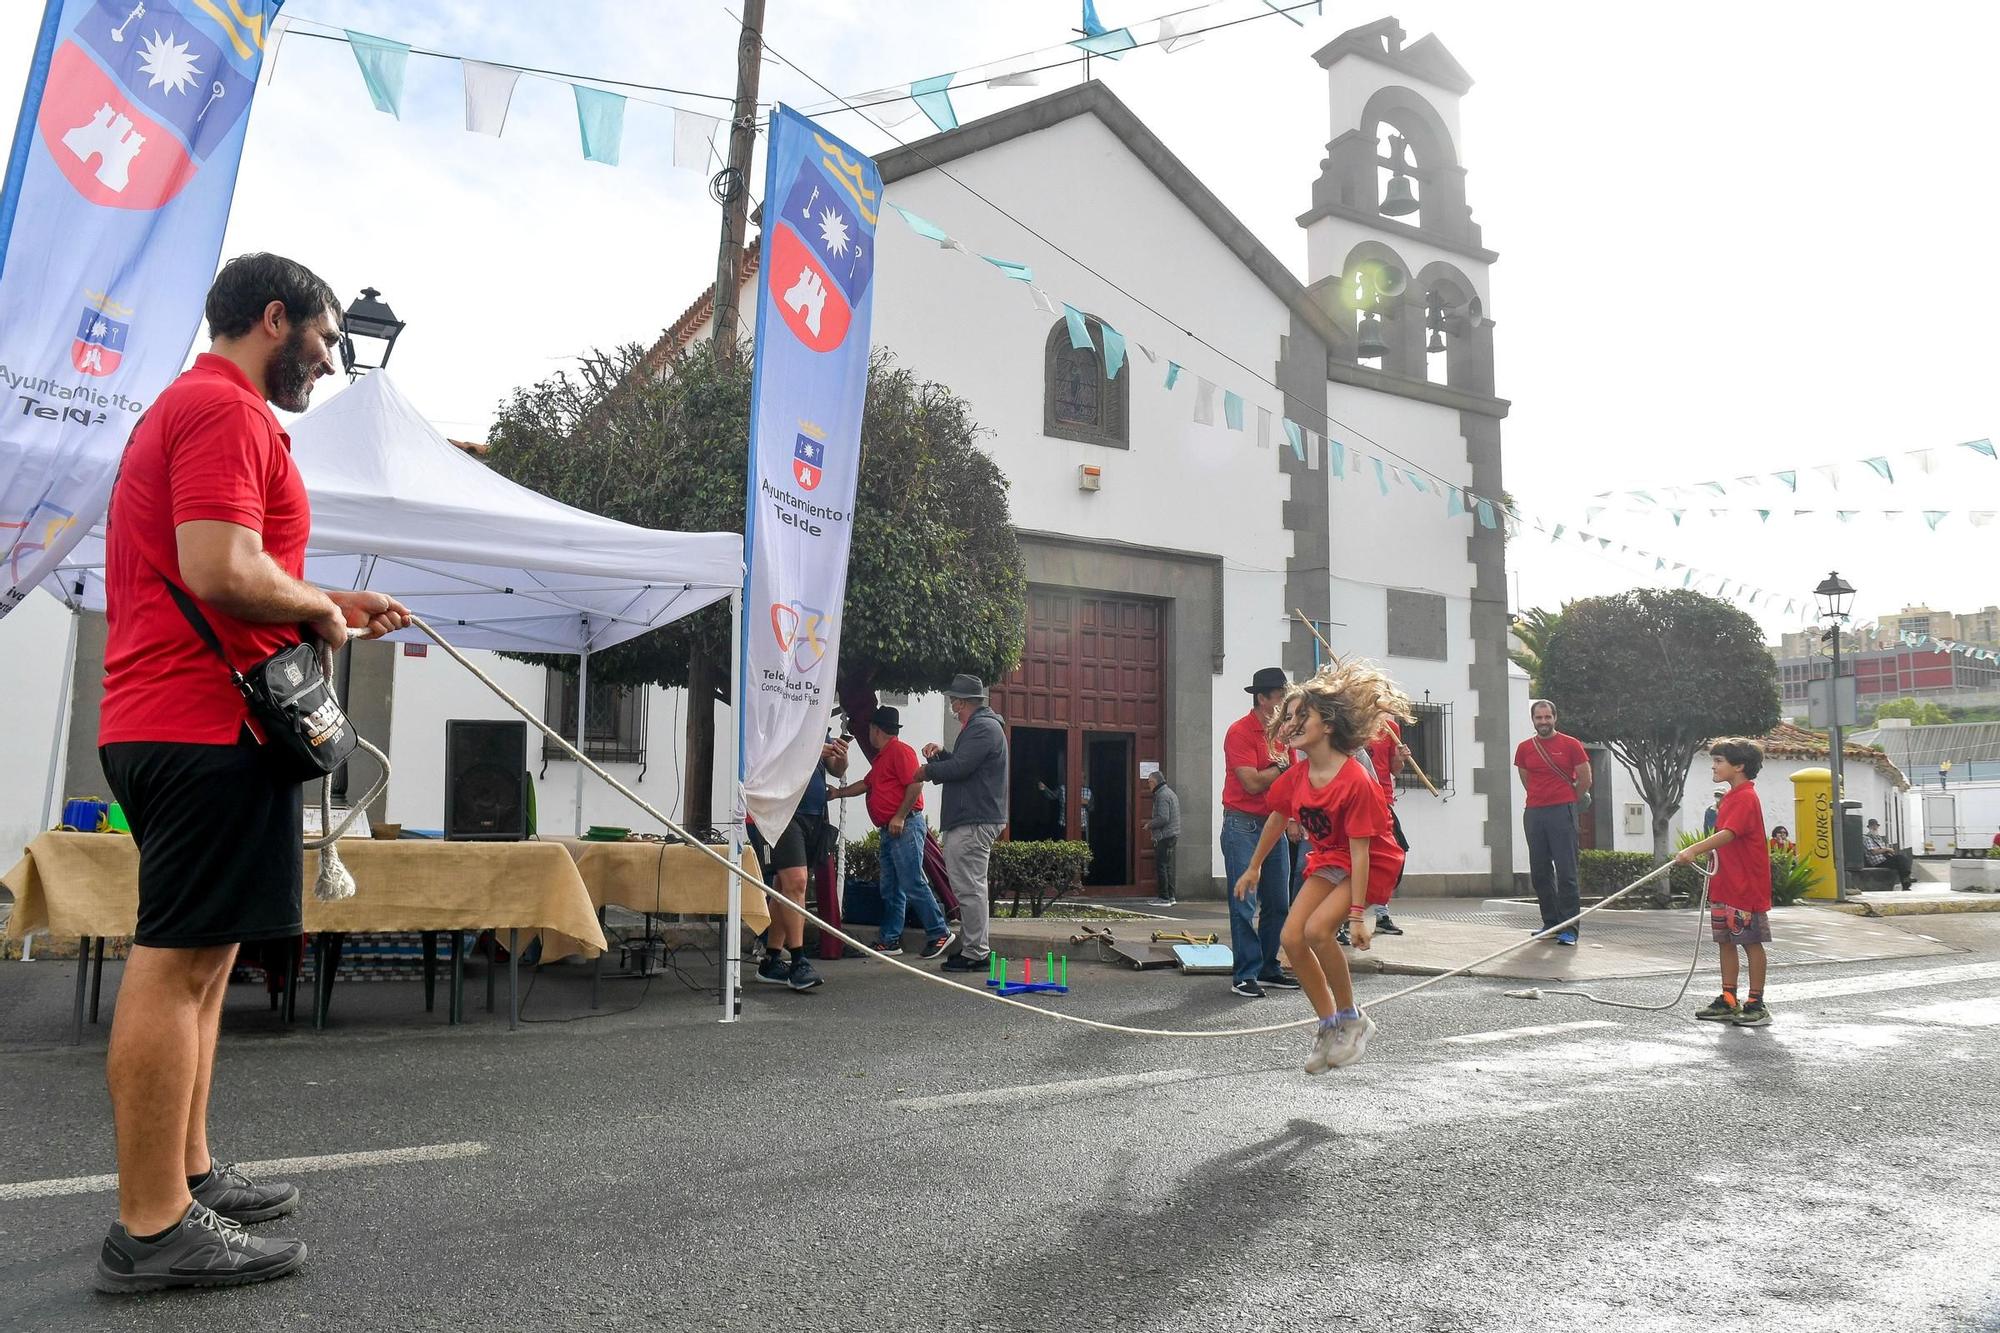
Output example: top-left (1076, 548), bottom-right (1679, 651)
top-left (1319, 1011), bottom-right (1378, 1069)
top-left (787, 957), bottom-right (824, 991)
top-left (191, 1161), bottom-right (299, 1224)
top-left (95, 1202), bottom-right (306, 1293)
top-left (1304, 1018), bottom-right (1342, 1075)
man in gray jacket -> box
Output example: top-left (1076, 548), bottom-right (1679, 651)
top-left (917, 674), bottom-right (1009, 972)
top-left (1143, 764), bottom-right (1181, 906)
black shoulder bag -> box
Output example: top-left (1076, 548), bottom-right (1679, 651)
top-left (164, 578), bottom-right (357, 785)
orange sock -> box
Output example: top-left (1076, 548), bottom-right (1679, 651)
top-left (1722, 988), bottom-right (1739, 1008)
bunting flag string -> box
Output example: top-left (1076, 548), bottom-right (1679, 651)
top-left (1899, 631), bottom-right (2000, 663)
top-left (1592, 439), bottom-right (1994, 506)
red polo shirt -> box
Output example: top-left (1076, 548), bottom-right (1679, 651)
top-left (1222, 709), bottom-right (1294, 818)
top-left (100, 355), bottom-right (312, 745)
top-left (863, 737), bottom-right (923, 827)
top-left (1514, 730), bottom-right (1589, 809)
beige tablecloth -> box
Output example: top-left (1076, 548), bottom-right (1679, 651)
top-left (535, 838), bottom-right (770, 963)
top-left (2, 832), bottom-right (607, 955)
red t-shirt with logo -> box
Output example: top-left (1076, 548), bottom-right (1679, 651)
top-left (1222, 710), bottom-right (1294, 818)
top-left (1365, 718), bottom-right (1401, 808)
top-left (1708, 781), bottom-right (1770, 913)
top-left (1266, 756), bottom-right (1405, 904)
top-left (100, 355), bottom-right (312, 746)
top-left (1514, 731), bottom-right (1589, 808)
top-left (863, 737), bottom-right (924, 827)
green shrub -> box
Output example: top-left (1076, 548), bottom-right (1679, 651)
top-left (1770, 848), bottom-right (1818, 906)
top-left (1578, 850), bottom-right (1655, 897)
top-left (840, 832), bottom-right (1093, 919)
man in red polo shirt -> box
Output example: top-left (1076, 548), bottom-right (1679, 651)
top-left (93, 255), bottom-right (408, 1294)
top-left (1514, 699), bottom-right (1592, 945)
top-left (1220, 666), bottom-right (1300, 998)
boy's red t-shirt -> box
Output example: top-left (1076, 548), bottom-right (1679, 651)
top-left (1267, 756), bottom-right (1404, 903)
top-left (1708, 781), bottom-right (1770, 912)
top-left (863, 737), bottom-right (924, 828)
top-left (99, 355), bottom-right (312, 745)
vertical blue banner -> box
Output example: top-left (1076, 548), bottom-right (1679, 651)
top-left (0, 0), bottom-right (284, 619)
top-left (740, 105), bottom-right (881, 834)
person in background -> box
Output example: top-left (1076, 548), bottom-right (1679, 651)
top-left (1862, 819), bottom-right (1916, 890)
top-left (1143, 764), bottom-right (1181, 907)
top-left (1704, 789), bottom-right (1724, 834)
top-left (748, 732), bottom-right (848, 991)
top-left (915, 675), bottom-right (1009, 972)
top-left (1220, 667), bottom-right (1301, 998)
top-left (1514, 699), bottom-right (1592, 946)
top-left (1769, 824), bottom-right (1795, 855)
top-left (828, 707), bottom-right (955, 960)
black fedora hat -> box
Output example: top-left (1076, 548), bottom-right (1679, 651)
top-left (1245, 666), bottom-right (1288, 695)
top-left (872, 705), bottom-right (903, 734)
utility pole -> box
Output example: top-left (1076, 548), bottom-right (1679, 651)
top-left (710, 0), bottom-right (765, 365)
top-left (688, 0), bottom-right (765, 840)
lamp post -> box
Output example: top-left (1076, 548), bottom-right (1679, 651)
top-left (1815, 571), bottom-right (1856, 898)
top-left (340, 287), bottom-right (405, 378)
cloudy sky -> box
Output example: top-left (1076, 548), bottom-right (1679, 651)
top-left (5, 0), bottom-right (1995, 638)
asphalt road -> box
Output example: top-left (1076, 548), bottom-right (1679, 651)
top-left (2, 913), bottom-right (1997, 1332)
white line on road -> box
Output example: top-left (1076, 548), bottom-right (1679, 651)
top-left (893, 1070), bottom-right (1200, 1112)
top-left (1876, 996), bottom-right (2000, 1028)
top-left (1777, 960), bottom-right (2000, 1003)
top-left (1440, 1020), bottom-right (1621, 1046)
top-left (0, 1141), bottom-right (489, 1204)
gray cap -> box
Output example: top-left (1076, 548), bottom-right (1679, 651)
top-left (946, 673), bottom-right (988, 699)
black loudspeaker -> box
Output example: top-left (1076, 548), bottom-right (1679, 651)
top-left (444, 720), bottom-right (527, 841)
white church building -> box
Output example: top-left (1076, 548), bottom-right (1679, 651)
top-left (0, 17), bottom-right (1532, 899)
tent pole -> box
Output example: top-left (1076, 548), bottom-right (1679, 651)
top-left (39, 607), bottom-right (80, 833)
top-left (721, 588), bottom-right (743, 1023)
top-left (574, 622), bottom-right (589, 838)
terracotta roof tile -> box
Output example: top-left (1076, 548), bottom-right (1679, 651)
top-left (1754, 721), bottom-right (1909, 789)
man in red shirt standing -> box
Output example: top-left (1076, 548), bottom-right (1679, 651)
top-left (1514, 699), bottom-right (1593, 945)
top-left (1220, 667), bottom-right (1300, 998)
top-left (829, 706), bottom-right (956, 960)
top-left (94, 255), bottom-right (409, 1294)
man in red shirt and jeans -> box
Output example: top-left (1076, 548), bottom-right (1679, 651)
top-left (94, 255), bottom-right (409, 1293)
top-left (1514, 699), bottom-right (1592, 945)
top-left (1220, 667), bottom-right (1301, 998)
top-left (829, 706), bottom-right (955, 960)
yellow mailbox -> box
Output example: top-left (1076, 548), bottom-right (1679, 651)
top-left (1790, 767), bottom-right (1837, 900)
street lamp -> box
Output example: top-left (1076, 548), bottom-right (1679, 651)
top-left (340, 287), bottom-right (405, 377)
top-left (1815, 571), bottom-right (1857, 898)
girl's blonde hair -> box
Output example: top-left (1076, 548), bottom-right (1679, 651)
top-left (1272, 658), bottom-right (1414, 754)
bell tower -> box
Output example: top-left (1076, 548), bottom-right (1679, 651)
top-left (1299, 17), bottom-right (1495, 395)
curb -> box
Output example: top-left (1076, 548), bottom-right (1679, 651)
top-left (1853, 897), bottom-right (2000, 918)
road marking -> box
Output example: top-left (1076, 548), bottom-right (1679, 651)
top-left (1876, 996), bottom-right (2000, 1028)
top-left (893, 1069), bottom-right (1200, 1112)
top-left (0, 1141), bottom-right (489, 1204)
top-left (1776, 960), bottom-right (2000, 1003)
top-left (1440, 1020), bottom-right (1621, 1046)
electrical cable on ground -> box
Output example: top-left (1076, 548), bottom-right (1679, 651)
top-left (410, 614), bottom-right (1699, 1039)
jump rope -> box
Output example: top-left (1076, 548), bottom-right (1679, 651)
top-left (377, 614), bottom-right (1718, 1038)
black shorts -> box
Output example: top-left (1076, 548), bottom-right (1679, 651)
top-left (749, 819), bottom-right (809, 874)
top-left (100, 737), bottom-right (304, 949)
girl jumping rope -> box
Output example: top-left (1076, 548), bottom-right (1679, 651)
top-left (1233, 660), bottom-right (1414, 1073)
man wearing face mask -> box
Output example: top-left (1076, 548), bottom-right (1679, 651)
top-left (93, 254), bottom-right (409, 1293)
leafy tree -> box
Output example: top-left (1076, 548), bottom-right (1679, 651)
top-left (1509, 603), bottom-right (1568, 697)
top-left (1870, 697), bottom-right (1952, 726)
top-left (485, 339), bottom-right (1026, 832)
top-left (1540, 589), bottom-right (1779, 865)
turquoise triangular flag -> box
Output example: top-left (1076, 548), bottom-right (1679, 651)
top-left (1925, 510), bottom-right (1947, 530)
top-left (1836, 510), bottom-right (1856, 522)
top-left (1961, 438), bottom-right (1996, 459)
top-left (983, 256), bottom-right (1033, 281)
top-left (1670, 510), bottom-right (1684, 525)
top-left (1757, 509), bottom-right (1771, 522)
top-left (1100, 324), bottom-right (1126, 380)
top-left (1071, 28), bottom-right (1137, 58)
top-left (573, 85), bottom-right (627, 165)
top-left (1655, 557), bottom-right (1666, 571)
top-left (1164, 361), bottom-right (1181, 390)
top-left (1446, 486), bottom-right (1464, 516)
top-left (1330, 439), bottom-right (1345, 477)
top-left (346, 31), bottom-right (411, 118)
top-left (1282, 419), bottom-right (1304, 459)
top-left (1863, 456), bottom-right (1893, 482)
top-left (1684, 569), bottom-right (1693, 587)
top-left (1701, 481), bottom-right (1726, 496)
top-left (890, 204), bottom-right (950, 244)
top-left (1408, 472), bottom-right (1430, 494)
top-left (1223, 391), bottom-right (1245, 431)
top-left (1775, 470), bottom-right (1797, 491)
top-left (1062, 304), bottom-right (1093, 351)
top-left (912, 74), bottom-right (957, 131)
top-left (1628, 490), bottom-right (1656, 504)
top-left (1372, 458), bottom-right (1389, 495)
top-left (1597, 537), bottom-right (1609, 549)
top-left (1476, 499), bottom-right (1497, 529)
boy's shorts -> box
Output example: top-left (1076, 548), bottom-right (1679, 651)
top-left (1710, 906), bottom-right (1771, 945)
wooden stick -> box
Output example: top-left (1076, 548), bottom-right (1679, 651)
top-left (1293, 609), bottom-right (1443, 798)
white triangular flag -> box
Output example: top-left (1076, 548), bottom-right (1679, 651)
top-left (986, 69), bottom-right (1042, 88)
top-left (264, 13), bottom-right (293, 85)
top-left (1193, 378), bottom-right (1217, 426)
top-left (462, 60), bottom-right (522, 136)
top-left (1027, 285), bottom-right (1056, 315)
top-left (1257, 407), bottom-right (1272, 449)
top-left (1159, 13), bottom-right (1205, 53)
top-left (857, 90), bottom-right (924, 129)
top-left (1911, 448), bottom-right (1938, 474)
top-left (673, 110), bottom-right (723, 169)
top-left (1305, 430), bottom-right (1321, 470)
top-left (1815, 463), bottom-right (1841, 489)
top-left (1970, 511), bottom-right (1996, 527)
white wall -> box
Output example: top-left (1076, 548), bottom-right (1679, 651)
top-left (1597, 749), bottom-right (1905, 854)
top-left (0, 592), bottom-right (75, 863)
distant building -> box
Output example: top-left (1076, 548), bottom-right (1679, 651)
top-left (1775, 644), bottom-right (2000, 714)
top-left (1873, 604), bottom-right (2000, 649)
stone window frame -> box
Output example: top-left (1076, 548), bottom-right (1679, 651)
top-left (1043, 315), bottom-right (1130, 448)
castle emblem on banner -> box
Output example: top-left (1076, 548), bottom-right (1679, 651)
top-left (38, 0), bottom-right (261, 211)
top-left (771, 136), bottom-right (878, 354)
top-left (71, 288), bottom-right (134, 377)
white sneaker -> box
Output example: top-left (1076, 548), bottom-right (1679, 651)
top-left (1320, 1011), bottom-right (1377, 1069)
top-left (1304, 1019), bottom-right (1342, 1075)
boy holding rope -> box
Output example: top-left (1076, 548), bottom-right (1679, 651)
top-left (1674, 738), bottom-right (1773, 1027)
top-left (1234, 661), bottom-right (1414, 1072)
